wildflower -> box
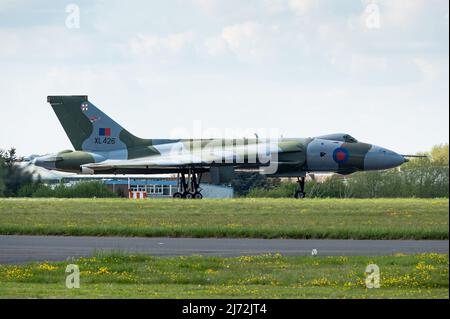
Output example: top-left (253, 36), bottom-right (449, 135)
top-left (97, 266), bottom-right (110, 274)
top-left (38, 263), bottom-right (58, 271)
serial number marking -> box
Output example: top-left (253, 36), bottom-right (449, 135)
top-left (94, 137), bottom-right (116, 145)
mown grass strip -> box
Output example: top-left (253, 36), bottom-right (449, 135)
top-left (0, 225), bottom-right (447, 240)
top-left (0, 198), bottom-right (448, 239)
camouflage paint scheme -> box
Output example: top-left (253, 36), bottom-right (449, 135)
top-left (33, 96), bottom-right (407, 178)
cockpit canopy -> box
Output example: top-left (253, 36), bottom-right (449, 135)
top-left (316, 133), bottom-right (358, 143)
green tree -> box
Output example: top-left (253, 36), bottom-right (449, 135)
top-left (430, 143), bottom-right (449, 165)
top-left (0, 148), bottom-right (34, 197)
top-left (0, 157), bottom-right (5, 197)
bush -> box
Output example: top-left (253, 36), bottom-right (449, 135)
top-left (0, 160), bottom-right (4, 197)
top-left (247, 182), bottom-right (298, 198)
top-left (247, 166), bottom-right (449, 199)
top-left (29, 181), bottom-right (117, 198)
top-left (17, 182), bottom-right (42, 197)
top-left (231, 172), bottom-right (281, 197)
top-left (346, 166), bottom-right (449, 198)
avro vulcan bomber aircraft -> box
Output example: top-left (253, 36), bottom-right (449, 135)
top-left (33, 96), bottom-right (409, 199)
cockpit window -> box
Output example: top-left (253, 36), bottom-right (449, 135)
top-left (316, 133), bottom-right (358, 143)
top-left (343, 134), bottom-right (358, 143)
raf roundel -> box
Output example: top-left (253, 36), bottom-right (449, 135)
top-left (332, 147), bottom-right (349, 164)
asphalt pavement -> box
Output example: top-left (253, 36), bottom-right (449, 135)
top-left (0, 235), bottom-right (448, 264)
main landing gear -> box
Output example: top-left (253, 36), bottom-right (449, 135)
top-left (294, 176), bottom-right (306, 199)
top-left (173, 170), bottom-right (203, 199)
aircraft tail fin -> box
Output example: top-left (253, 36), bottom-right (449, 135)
top-left (47, 95), bottom-right (147, 152)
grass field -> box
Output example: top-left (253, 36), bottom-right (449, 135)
top-left (0, 198), bottom-right (448, 239)
top-left (0, 253), bottom-right (447, 298)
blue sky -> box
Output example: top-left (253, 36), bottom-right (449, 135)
top-left (0, 0), bottom-right (448, 155)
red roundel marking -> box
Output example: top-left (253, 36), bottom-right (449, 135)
top-left (333, 147), bottom-right (350, 163)
top-left (336, 151), bottom-right (346, 161)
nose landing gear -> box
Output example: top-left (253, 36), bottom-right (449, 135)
top-left (294, 176), bottom-right (306, 199)
top-left (173, 170), bottom-right (203, 199)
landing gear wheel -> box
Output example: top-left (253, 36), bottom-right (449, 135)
top-left (294, 176), bottom-right (306, 199)
top-left (193, 192), bottom-right (203, 199)
top-left (176, 170), bottom-right (203, 200)
top-left (294, 191), bottom-right (306, 199)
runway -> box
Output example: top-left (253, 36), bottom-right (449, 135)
top-left (0, 235), bottom-right (448, 264)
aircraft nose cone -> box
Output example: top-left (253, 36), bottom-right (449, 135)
top-left (364, 145), bottom-right (406, 170)
top-left (32, 157), bottom-right (42, 167)
top-left (32, 155), bottom-right (56, 170)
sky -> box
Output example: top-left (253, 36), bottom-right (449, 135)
top-left (0, 0), bottom-right (448, 156)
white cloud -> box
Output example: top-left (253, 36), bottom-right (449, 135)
top-left (0, 31), bottom-right (20, 57)
top-left (379, 0), bottom-right (427, 28)
top-left (130, 31), bottom-right (196, 57)
top-left (262, 0), bottom-right (287, 14)
top-left (261, 0), bottom-right (318, 16)
top-left (350, 54), bottom-right (387, 75)
top-left (413, 58), bottom-right (439, 82)
top-left (191, 0), bottom-right (218, 14)
top-left (287, 0), bottom-right (317, 15)
top-left (220, 21), bottom-right (277, 61)
top-left (203, 36), bottom-right (227, 56)
top-left (0, 27), bottom-right (93, 60)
